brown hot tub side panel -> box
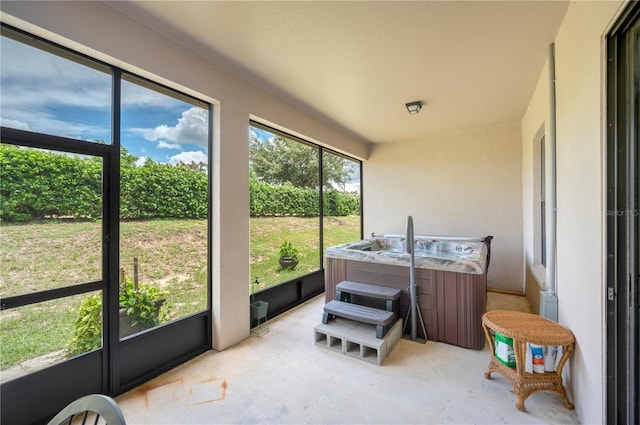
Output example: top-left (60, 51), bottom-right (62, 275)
top-left (325, 257), bottom-right (347, 302)
top-left (324, 257), bottom-right (487, 349)
top-left (435, 270), bottom-right (486, 350)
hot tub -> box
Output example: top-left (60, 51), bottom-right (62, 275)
top-left (324, 235), bottom-right (492, 349)
top-left (331, 236), bottom-right (488, 274)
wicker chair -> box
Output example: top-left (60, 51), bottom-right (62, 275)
top-left (47, 394), bottom-right (126, 425)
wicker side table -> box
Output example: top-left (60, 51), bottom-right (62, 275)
top-left (481, 310), bottom-right (575, 412)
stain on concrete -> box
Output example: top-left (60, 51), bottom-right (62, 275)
top-left (135, 376), bottom-right (227, 410)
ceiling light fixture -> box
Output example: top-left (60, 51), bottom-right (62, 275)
top-left (405, 101), bottom-right (422, 115)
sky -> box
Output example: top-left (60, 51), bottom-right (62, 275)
top-left (1, 34), bottom-right (358, 191)
top-left (0, 35), bottom-right (208, 166)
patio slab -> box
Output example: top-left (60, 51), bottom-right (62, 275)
top-left (116, 292), bottom-right (580, 424)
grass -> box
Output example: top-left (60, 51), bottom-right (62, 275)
top-left (250, 215), bottom-right (360, 289)
top-left (1, 294), bottom-right (89, 370)
top-left (1, 221), bottom-right (103, 295)
top-left (0, 215), bottom-right (360, 371)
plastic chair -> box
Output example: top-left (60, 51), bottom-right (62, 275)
top-left (47, 394), bottom-right (126, 425)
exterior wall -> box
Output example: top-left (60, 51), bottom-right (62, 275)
top-left (0, 1), bottom-right (369, 351)
top-left (364, 123), bottom-right (523, 293)
top-left (520, 1), bottom-right (625, 422)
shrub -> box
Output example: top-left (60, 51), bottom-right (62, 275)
top-left (0, 145), bottom-right (101, 222)
top-left (68, 279), bottom-right (167, 355)
top-left (0, 145), bottom-right (208, 222)
top-left (120, 163), bottom-right (208, 220)
top-left (279, 240), bottom-right (299, 260)
top-left (68, 294), bottom-right (102, 355)
top-left (118, 279), bottom-right (167, 329)
top-left (0, 144), bottom-right (358, 222)
top-left (249, 173), bottom-right (359, 217)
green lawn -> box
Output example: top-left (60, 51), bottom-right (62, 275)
top-left (249, 215), bottom-right (360, 289)
top-left (0, 216), bottom-right (360, 370)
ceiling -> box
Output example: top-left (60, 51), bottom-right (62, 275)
top-left (107, 1), bottom-right (569, 144)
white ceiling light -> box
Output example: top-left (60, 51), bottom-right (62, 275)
top-left (405, 101), bottom-right (422, 115)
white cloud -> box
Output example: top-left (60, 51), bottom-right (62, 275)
top-left (157, 141), bottom-right (182, 150)
top-left (1, 37), bottom-right (112, 140)
top-left (141, 107), bottom-right (208, 147)
top-left (169, 151), bottom-right (208, 165)
top-left (1, 36), bottom-right (208, 160)
top-left (1, 38), bottom-right (112, 111)
top-left (0, 118), bottom-right (30, 131)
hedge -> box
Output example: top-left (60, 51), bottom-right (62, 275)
top-left (0, 145), bottom-right (102, 222)
top-left (249, 175), bottom-right (359, 217)
top-left (0, 144), bottom-right (208, 222)
top-left (0, 144), bottom-right (359, 222)
top-left (120, 163), bottom-right (208, 219)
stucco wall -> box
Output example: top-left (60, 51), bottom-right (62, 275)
top-left (521, 59), bottom-right (549, 308)
top-left (0, 1), bottom-right (369, 351)
top-left (364, 123), bottom-right (523, 292)
top-left (520, 1), bottom-right (625, 422)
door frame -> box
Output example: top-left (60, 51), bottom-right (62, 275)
top-left (606, 2), bottom-right (639, 424)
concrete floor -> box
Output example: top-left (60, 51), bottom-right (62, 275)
top-left (116, 293), bottom-right (580, 424)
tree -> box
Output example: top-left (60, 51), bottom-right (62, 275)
top-left (120, 145), bottom-right (140, 168)
top-left (250, 133), bottom-right (354, 190)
